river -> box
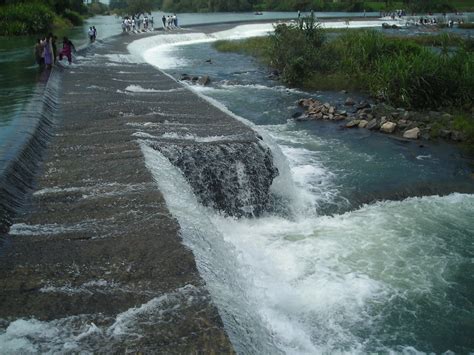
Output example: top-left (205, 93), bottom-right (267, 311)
top-left (0, 12), bottom-right (473, 354)
top-left (130, 23), bottom-right (474, 353)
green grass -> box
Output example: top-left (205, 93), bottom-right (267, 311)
top-left (453, 114), bottom-right (474, 142)
top-left (214, 27), bottom-right (473, 111)
top-left (213, 38), bottom-right (271, 63)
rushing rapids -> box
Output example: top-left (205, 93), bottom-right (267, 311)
top-left (0, 19), bottom-right (473, 354)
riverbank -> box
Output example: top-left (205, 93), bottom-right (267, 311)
top-left (213, 22), bottom-right (474, 148)
top-left (0, 28), bottom-right (281, 351)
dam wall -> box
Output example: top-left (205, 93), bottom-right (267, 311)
top-left (0, 31), bottom-right (277, 352)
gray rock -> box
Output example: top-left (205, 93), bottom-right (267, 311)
top-left (403, 127), bottom-right (420, 139)
top-left (358, 120), bottom-right (368, 128)
top-left (346, 120), bottom-right (360, 128)
top-left (356, 101), bottom-right (371, 110)
top-left (439, 129), bottom-right (452, 139)
top-left (367, 118), bottom-right (379, 130)
top-left (380, 121), bottom-right (397, 133)
top-left (451, 130), bottom-right (466, 142)
top-left (197, 75), bottom-right (211, 86)
top-left (345, 97), bottom-right (356, 106)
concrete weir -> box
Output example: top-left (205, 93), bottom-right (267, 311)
top-left (0, 32), bottom-right (276, 352)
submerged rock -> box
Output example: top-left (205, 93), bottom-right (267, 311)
top-left (197, 75), bottom-right (211, 86)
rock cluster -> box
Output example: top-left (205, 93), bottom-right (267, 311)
top-left (296, 98), bottom-right (467, 142)
top-left (179, 74), bottom-right (211, 86)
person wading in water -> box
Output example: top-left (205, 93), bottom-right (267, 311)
top-left (58, 37), bottom-right (76, 65)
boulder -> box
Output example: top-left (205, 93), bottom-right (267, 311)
top-left (451, 130), bottom-right (466, 142)
top-left (180, 74), bottom-right (191, 81)
top-left (358, 120), bottom-right (368, 128)
top-left (439, 129), bottom-right (452, 139)
top-left (356, 101), bottom-right (371, 110)
top-left (380, 121), bottom-right (397, 133)
top-left (367, 118), bottom-right (378, 130)
top-left (403, 127), bottom-right (420, 139)
top-left (197, 75), bottom-right (211, 85)
top-left (346, 120), bottom-right (360, 128)
top-left (345, 97), bottom-right (356, 106)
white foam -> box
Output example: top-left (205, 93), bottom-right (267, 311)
top-left (124, 84), bottom-right (184, 93)
top-left (0, 285), bottom-right (204, 353)
top-left (140, 137), bottom-right (474, 353)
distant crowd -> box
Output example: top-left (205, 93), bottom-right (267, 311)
top-left (121, 15), bottom-right (154, 33)
top-left (121, 13), bottom-right (181, 33)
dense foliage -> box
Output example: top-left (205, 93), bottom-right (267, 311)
top-left (0, 2), bottom-right (55, 35)
top-left (214, 22), bottom-right (473, 111)
top-left (0, 0), bottom-right (109, 35)
top-left (113, 0), bottom-right (467, 12)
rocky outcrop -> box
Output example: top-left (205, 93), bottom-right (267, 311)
top-left (296, 98), bottom-right (470, 143)
top-left (180, 74), bottom-right (211, 86)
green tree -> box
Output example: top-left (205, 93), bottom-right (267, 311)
top-left (126, 0), bottom-right (153, 15)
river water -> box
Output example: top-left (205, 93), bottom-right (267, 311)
top-left (130, 23), bottom-right (474, 353)
top-left (0, 13), bottom-right (473, 354)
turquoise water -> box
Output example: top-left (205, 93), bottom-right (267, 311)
top-left (139, 31), bottom-right (474, 353)
top-left (0, 14), bottom-right (473, 353)
top-left (0, 12), bottom-right (374, 152)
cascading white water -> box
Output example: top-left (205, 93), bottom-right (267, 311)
top-left (133, 23), bottom-right (474, 353)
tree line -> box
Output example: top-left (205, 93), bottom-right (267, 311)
top-left (109, 0), bottom-right (464, 13)
top-left (0, 0), bottom-right (108, 35)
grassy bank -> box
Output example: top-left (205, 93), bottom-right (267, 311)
top-left (212, 22), bottom-right (474, 143)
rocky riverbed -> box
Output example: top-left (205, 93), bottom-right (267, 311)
top-left (295, 96), bottom-right (470, 143)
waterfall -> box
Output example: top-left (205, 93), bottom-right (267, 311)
top-left (0, 69), bottom-right (60, 241)
top-left (149, 140), bottom-right (278, 217)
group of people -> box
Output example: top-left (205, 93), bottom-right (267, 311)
top-left (162, 14), bottom-right (179, 30)
top-left (34, 34), bottom-right (76, 69)
top-left (121, 15), bottom-right (154, 33)
top-left (87, 26), bottom-right (98, 42)
top-left (120, 13), bottom-right (180, 33)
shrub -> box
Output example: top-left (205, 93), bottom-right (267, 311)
top-left (0, 2), bottom-right (55, 35)
top-left (62, 9), bottom-right (83, 26)
top-left (268, 17), bottom-right (327, 85)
